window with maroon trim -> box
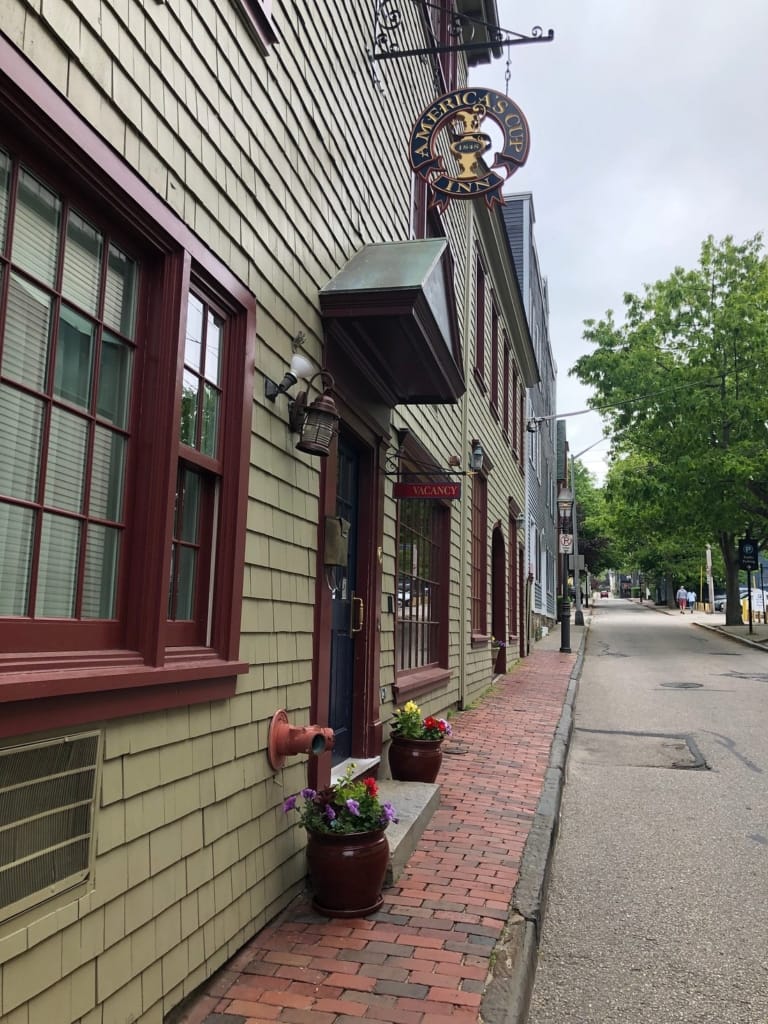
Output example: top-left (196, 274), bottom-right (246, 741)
top-left (0, 156), bottom-right (138, 633)
top-left (503, 341), bottom-right (510, 438)
top-left (511, 364), bottom-right (519, 452)
top-left (0, 141), bottom-right (249, 686)
top-left (490, 303), bottom-right (499, 416)
top-left (474, 256), bottom-right (485, 385)
top-left (412, 178), bottom-right (445, 242)
top-left (233, 0), bottom-right (279, 54)
top-left (395, 496), bottom-right (448, 673)
top-left (518, 381), bottom-right (525, 463)
top-left (427, 0), bottom-right (459, 92)
top-left (470, 473), bottom-right (487, 636)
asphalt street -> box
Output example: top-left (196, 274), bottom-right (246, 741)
top-left (527, 599), bottom-right (768, 1024)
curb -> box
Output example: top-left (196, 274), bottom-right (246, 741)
top-left (479, 628), bottom-right (587, 1024)
top-left (694, 620), bottom-right (768, 651)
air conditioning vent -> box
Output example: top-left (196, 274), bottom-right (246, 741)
top-left (0, 732), bottom-right (100, 922)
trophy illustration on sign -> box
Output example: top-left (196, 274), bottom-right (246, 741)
top-left (449, 105), bottom-right (492, 180)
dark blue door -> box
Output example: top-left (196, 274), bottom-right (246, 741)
top-left (329, 437), bottom-right (359, 763)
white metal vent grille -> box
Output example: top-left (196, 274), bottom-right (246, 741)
top-left (0, 732), bottom-right (100, 921)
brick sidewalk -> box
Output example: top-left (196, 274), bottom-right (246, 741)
top-left (171, 646), bottom-right (577, 1024)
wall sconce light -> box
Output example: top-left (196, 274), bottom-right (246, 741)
top-left (264, 350), bottom-right (315, 401)
top-left (289, 371), bottom-right (340, 457)
top-left (515, 512), bottom-right (525, 528)
top-left (469, 440), bottom-right (485, 474)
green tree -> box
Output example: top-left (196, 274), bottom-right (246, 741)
top-left (572, 459), bottom-right (616, 579)
top-left (572, 234), bottom-right (768, 623)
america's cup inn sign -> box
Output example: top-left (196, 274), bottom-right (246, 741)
top-left (408, 88), bottom-right (530, 211)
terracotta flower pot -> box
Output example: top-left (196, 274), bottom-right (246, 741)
top-left (305, 827), bottom-right (389, 918)
top-left (388, 736), bottom-right (443, 783)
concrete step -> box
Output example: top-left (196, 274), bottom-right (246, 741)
top-left (378, 780), bottom-right (440, 885)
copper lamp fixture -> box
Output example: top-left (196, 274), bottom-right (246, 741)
top-left (289, 371), bottom-right (340, 456)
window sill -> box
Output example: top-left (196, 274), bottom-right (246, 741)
top-left (393, 666), bottom-right (452, 703)
top-left (471, 633), bottom-right (491, 648)
top-left (0, 654), bottom-right (247, 739)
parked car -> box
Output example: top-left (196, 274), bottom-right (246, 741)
top-left (600, 589), bottom-right (610, 598)
top-left (715, 587), bottom-right (767, 612)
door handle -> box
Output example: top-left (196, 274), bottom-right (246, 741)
top-left (350, 592), bottom-right (364, 636)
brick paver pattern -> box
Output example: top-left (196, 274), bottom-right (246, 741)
top-left (172, 650), bottom-right (574, 1024)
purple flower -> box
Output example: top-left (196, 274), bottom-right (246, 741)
top-left (440, 719), bottom-right (452, 737)
top-left (382, 801), bottom-right (398, 823)
top-left (282, 795), bottom-right (297, 812)
top-left (345, 799), bottom-right (360, 816)
top-left (324, 805), bottom-right (336, 821)
top-left (300, 788), bottom-right (316, 799)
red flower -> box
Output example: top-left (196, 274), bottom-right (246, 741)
top-left (424, 717), bottom-right (438, 730)
top-left (363, 777), bottom-right (378, 797)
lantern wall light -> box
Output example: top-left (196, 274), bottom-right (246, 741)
top-left (264, 344), bottom-right (340, 457)
top-left (469, 439), bottom-right (485, 474)
top-left (289, 371), bottom-right (340, 456)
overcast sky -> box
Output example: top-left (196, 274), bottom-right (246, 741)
top-left (478, 0), bottom-right (768, 482)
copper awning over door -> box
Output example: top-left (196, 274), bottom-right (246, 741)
top-left (319, 239), bottom-right (465, 406)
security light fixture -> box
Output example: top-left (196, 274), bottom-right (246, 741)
top-left (264, 350), bottom-right (315, 401)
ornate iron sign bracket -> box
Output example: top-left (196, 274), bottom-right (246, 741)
top-left (367, 0), bottom-right (554, 90)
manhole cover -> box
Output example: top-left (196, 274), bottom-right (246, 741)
top-left (660, 682), bottom-right (703, 689)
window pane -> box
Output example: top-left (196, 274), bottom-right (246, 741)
top-left (36, 513), bottom-right (80, 617)
top-left (174, 545), bottom-right (197, 620)
top-left (61, 211), bottom-right (102, 315)
top-left (2, 273), bottom-right (53, 389)
top-left (45, 407), bottom-right (88, 512)
top-left (0, 148), bottom-right (9, 251)
top-left (89, 426), bottom-right (125, 521)
top-left (54, 305), bottom-right (94, 409)
top-left (180, 370), bottom-right (199, 447)
top-left (395, 497), bottom-right (442, 670)
top-left (104, 245), bottom-right (137, 339)
top-left (97, 332), bottom-right (133, 428)
top-left (205, 309), bottom-right (222, 384)
top-left (82, 524), bottom-right (120, 618)
top-left (185, 294), bottom-right (203, 370)
top-left (12, 169), bottom-right (61, 287)
top-left (0, 502), bottom-right (34, 616)
top-left (177, 466), bottom-right (200, 542)
top-left (0, 384), bottom-right (44, 502)
top-left (201, 383), bottom-right (219, 457)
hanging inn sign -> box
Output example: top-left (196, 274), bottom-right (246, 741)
top-left (409, 88), bottom-right (530, 211)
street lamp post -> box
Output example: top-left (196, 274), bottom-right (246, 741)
top-left (571, 459), bottom-right (584, 627)
top-left (557, 485), bottom-right (574, 654)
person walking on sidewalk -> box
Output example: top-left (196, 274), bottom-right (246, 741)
top-left (687, 589), bottom-right (697, 613)
top-left (676, 584), bottom-right (688, 613)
